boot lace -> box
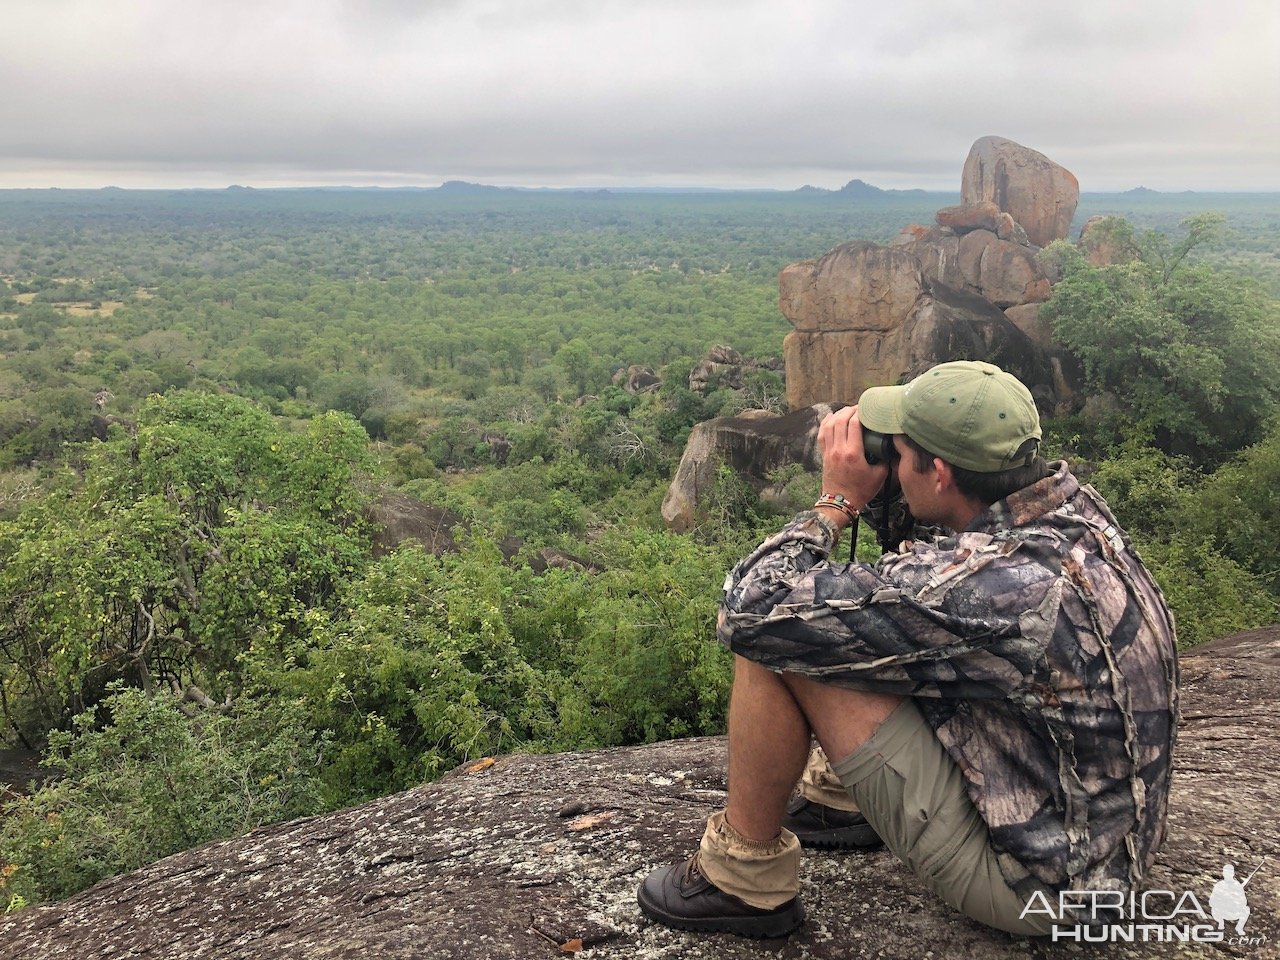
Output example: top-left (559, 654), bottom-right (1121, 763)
top-left (681, 852), bottom-right (706, 885)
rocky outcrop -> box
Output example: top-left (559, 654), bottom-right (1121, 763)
top-left (368, 493), bottom-right (462, 557)
top-left (1004, 303), bottom-right (1052, 350)
top-left (779, 242), bottom-right (925, 335)
top-left (660, 405), bottom-right (831, 532)
top-left (889, 223), bottom-right (933, 245)
top-left (612, 364), bottom-right (661, 394)
top-left (778, 232), bottom-right (1056, 410)
top-left (961, 136), bottom-right (1080, 248)
top-left (954, 229), bottom-right (1051, 308)
top-left (3, 628), bottom-right (1276, 959)
top-left (932, 202), bottom-right (1030, 247)
top-left (686, 345), bottom-right (778, 394)
top-left (660, 404), bottom-right (833, 532)
top-left (0, 749), bottom-right (45, 802)
top-left (666, 280), bottom-right (1060, 527)
top-left (912, 282), bottom-right (1053, 394)
top-left (776, 137), bottom-right (1079, 420)
top-left (784, 281), bottom-right (1053, 410)
top-left (935, 199), bottom-right (1004, 234)
top-left (895, 228), bottom-right (1051, 311)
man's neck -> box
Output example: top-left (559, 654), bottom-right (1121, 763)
top-left (941, 496), bottom-right (987, 533)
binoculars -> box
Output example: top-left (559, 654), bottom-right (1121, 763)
top-left (863, 428), bottom-right (899, 466)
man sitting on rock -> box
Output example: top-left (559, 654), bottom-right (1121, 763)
top-left (637, 360), bottom-right (1179, 939)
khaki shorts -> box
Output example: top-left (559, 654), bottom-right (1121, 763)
top-left (831, 698), bottom-right (1057, 937)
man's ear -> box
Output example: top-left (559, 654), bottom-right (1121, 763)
top-left (932, 457), bottom-right (956, 494)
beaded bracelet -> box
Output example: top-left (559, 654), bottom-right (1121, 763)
top-left (814, 493), bottom-right (860, 524)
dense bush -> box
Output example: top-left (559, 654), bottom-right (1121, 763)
top-left (242, 526), bottom-right (735, 805)
top-left (1187, 422), bottom-right (1280, 604)
top-left (1133, 537), bottom-right (1274, 648)
top-left (1042, 217), bottom-right (1280, 464)
top-left (0, 393), bottom-right (374, 745)
top-left (0, 688), bottom-right (328, 910)
top-left (253, 540), bottom-right (565, 802)
top-left (545, 528), bottom-right (736, 746)
top-left (1080, 439), bottom-right (1276, 647)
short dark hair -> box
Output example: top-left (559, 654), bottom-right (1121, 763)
top-left (901, 434), bottom-right (1051, 506)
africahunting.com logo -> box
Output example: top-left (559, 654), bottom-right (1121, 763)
top-left (1021, 860), bottom-right (1269, 945)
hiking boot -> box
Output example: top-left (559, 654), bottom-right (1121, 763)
top-left (636, 853), bottom-right (805, 939)
top-left (782, 796), bottom-right (882, 850)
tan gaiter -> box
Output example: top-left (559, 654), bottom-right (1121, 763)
top-left (798, 744), bottom-right (862, 812)
top-left (697, 809), bottom-right (801, 910)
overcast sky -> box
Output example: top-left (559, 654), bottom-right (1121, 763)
top-left (2, 0), bottom-right (1277, 191)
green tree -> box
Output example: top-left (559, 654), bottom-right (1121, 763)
top-left (254, 539), bottom-right (562, 802)
top-left (1042, 218), bottom-right (1280, 462)
top-left (1189, 422), bottom-right (1280, 602)
top-left (1139, 212), bottom-right (1226, 283)
top-left (550, 528), bottom-right (734, 745)
top-left (555, 338), bottom-right (593, 396)
top-left (0, 687), bottom-right (328, 908)
top-left (0, 393), bottom-right (374, 747)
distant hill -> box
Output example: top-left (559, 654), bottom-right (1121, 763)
top-left (1077, 187), bottom-right (1211, 197)
top-left (435, 180), bottom-right (514, 195)
top-left (795, 179), bottom-right (930, 198)
top-left (839, 178), bottom-right (886, 197)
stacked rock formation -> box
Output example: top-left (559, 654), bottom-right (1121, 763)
top-left (611, 364), bottom-right (661, 394)
top-left (664, 137), bottom-right (1087, 531)
top-left (784, 136), bottom-right (1079, 410)
top-left (960, 135), bottom-right (1079, 247)
top-left (687, 345), bottom-right (780, 394)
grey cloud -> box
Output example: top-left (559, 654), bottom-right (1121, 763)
top-left (0, 0), bottom-right (1277, 189)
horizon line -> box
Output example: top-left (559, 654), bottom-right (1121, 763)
top-left (2, 182), bottom-right (1278, 196)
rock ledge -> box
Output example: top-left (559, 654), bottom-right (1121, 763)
top-left (1, 630), bottom-right (1277, 959)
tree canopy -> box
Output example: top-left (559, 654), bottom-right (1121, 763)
top-left (1042, 214), bottom-right (1280, 463)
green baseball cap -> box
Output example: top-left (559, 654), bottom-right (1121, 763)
top-left (858, 361), bottom-right (1041, 472)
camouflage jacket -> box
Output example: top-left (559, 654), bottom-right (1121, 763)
top-left (717, 462), bottom-right (1179, 902)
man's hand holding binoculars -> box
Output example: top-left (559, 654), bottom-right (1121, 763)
top-left (815, 405), bottom-right (893, 531)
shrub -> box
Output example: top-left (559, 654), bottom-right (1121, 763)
top-left (1042, 219), bottom-right (1280, 464)
top-left (1131, 535), bottom-right (1274, 649)
top-left (1083, 438), bottom-right (1276, 647)
top-left (545, 528), bottom-right (734, 746)
top-left (0, 688), bottom-right (328, 907)
top-left (1189, 422), bottom-right (1280, 600)
top-left (254, 539), bottom-right (562, 803)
